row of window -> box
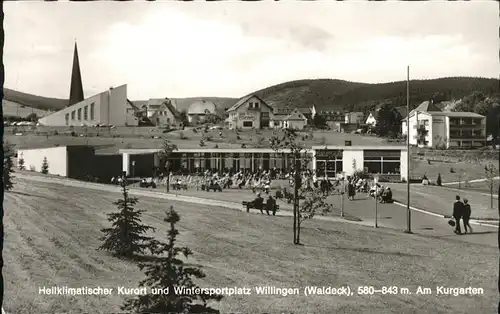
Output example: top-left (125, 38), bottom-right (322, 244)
top-left (64, 103), bottom-right (95, 124)
top-left (248, 102), bottom-right (260, 109)
top-left (315, 159), bottom-right (401, 176)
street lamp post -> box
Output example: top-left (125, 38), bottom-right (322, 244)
top-left (374, 176), bottom-right (379, 228)
top-left (405, 65), bottom-right (412, 234)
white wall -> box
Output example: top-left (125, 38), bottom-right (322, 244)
top-left (431, 115), bottom-right (447, 148)
top-left (108, 85), bottom-right (134, 126)
top-left (18, 146), bottom-right (68, 176)
top-left (39, 84), bottom-right (136, 127)
top-left (366, 114), bottom-right (377, 126)
top-left (406, 112), bottom-right (432, 146)
top-left (400, 150), bottom-right (408, 182)
top-left (342, 150), bottom-right (364, 176)
top-left (39, 93), bottom-right (103, 126)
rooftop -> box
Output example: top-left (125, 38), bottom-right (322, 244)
top-left (426, 111), bottom-right (485, 118)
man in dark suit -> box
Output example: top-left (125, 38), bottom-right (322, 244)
top-left (266, 196), bottom-right (277, 216)
top-left (462, 198), bottom-right (473, 234)
top-left (452, 195), bottom-right (464, 235)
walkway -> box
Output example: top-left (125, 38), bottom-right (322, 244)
top-left (14, 173), bottom-right (498, 247)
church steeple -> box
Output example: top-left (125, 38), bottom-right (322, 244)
top-left (68, 41), bottom-right (84, 106)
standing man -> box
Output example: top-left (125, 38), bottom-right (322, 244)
top-left (452, 195), bottom-right (464, 235)
top-left (462, 198), bottom-right (473, 234)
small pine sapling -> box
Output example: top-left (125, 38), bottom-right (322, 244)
top-left (41, 157), bottom-right (49, 174)
top-left (99, 183), bottom-right (156, 258)
top-left (123, 206), bottom-right (223, 313)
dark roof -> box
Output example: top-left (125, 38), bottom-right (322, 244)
top-left (395, 106), bottom-right (407, 118)
top-left (413, 101), bottom-right (442, 113)
top-left (427, 111), bottom-right (485, 118)
top-left (68, 42), bottom-right (84, 107)
top-left (285, 110), bottom-right (307, 121)
top-left (132, 100), bottom-right (148, 108)
top-left (226, 94), bottom-right (272, 112)
top-left (126, 99), bottom-right (140, 111)
top-left (274, 107), bottom-right (312, 115)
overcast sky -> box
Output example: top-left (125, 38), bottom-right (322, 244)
top-left (5, 1), bottom-right (498, 100)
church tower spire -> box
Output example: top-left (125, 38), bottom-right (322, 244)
top-left (68, 41), bottom-right (84, 106)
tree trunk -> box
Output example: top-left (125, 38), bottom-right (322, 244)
top-left (296, 219), bottom-right (301, 245)
top-left (490, 183), bottom-right (493, 209)
top-left (166, 161), bottom-right (170, 193)
top-left (497, 183), bottom-right (499, 314)
top-left (294, 158), bottom-right (300, 245)
top-left (166, 172), bottom-right (170, 193)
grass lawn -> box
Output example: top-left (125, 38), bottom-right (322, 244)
top-left (446, 179), bottom-right (500, 195)
top-left (4, 178), bottom-right (498, 314)
top-left (390, 184), bottom-right (498, 220)
top-left (409, 158), bottom-right (496, 183)
top-left (6, 126), bottom-right (391, 151)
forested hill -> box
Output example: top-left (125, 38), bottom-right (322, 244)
top-left (250, 77), bottom-right (499, 112)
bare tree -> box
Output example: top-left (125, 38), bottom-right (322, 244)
top-left (485, 163), bottom-right (498, 208)
top-left (270, 128), bottom-right (333, 245)
top-left (159, 139), bottom-right (178, 192)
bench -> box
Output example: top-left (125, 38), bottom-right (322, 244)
top-left (242, 201), bottom-right (280, 213)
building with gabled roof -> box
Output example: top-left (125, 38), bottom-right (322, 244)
top-left (271, 109), bottom-right (307, 130)
top-left (226, 94), bottom-right (274, 129)
top-left (187, 100), bottom-right (217, 124)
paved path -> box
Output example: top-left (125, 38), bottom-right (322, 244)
top-left (15, 173), bottom-right (498, 247)
top-left (390, 183), bottom-right (498, 220)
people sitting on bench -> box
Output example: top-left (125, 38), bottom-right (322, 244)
top-left (380, 187), bottom-right (393, 203)
top-left (247, 193), bottom-right (264, 213)
top-left (275, 189), bottom-right (283, 200)
top-left (266, 195), bottom-right (277, 216)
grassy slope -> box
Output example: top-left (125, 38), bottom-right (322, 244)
top-left (251, 77), bottom-right (499, 111)
top-left (5, 127), bottom-right (391, 150)
top-left (4, 178), bottom-right (498, 314)
top-left (251, 79), bottom-right (368, 108)
top-left (3, 88), bottom-right (68, 111)
top-left (6, 77), bottom-right (498, 115)
top-left (3, 99), bottom-right (50, 118)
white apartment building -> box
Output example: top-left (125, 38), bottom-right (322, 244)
top-left (402, 111), bottom-right (486, 149)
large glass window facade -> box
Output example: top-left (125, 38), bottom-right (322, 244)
top-left (363, 150), bottom-right (401, 175)
top-left (315, 149), bottom-right (343, 178)
top-left (164, 150), bottom-right (313, 174)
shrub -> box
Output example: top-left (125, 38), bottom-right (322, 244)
top-left (41, 157), bottom-right (49, 174)
top-left (18, 155), bottom-right (25, 170)
top-left (436, 173), bottom-right (442, 186)
top-left (3, 147), bottom-right (15, 191)
top-left (179, 132), bottom-right (188, 140)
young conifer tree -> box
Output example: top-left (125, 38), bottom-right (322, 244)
top-left (3, 144), bottom-right (15, 191)
top-left (122, 206), bottom-right (223, 313)
top-left (41, 156), bottom-right (49, 174)
top-left (17, 154), bottom-right (25, 170)
top-left (99, 183), bottom-right (155, 258)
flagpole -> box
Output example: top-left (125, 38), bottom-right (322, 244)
top-left (405, 65), bottom-right (412, 234)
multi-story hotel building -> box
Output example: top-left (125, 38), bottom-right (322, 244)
top-left (402, 110), bottom-right (486, 149)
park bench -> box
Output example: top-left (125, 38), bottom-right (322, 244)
top-left (140, 180), bottom-right (156, 188)
top-left (202, 183), bottom-right (223, 192)
top-left (171, 183), bottom-right (188, 190)
top-left (242, 201), bottom-right (280, 213)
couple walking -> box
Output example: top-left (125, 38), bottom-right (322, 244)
top-left (452, 195), bottom-right (473, 235)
